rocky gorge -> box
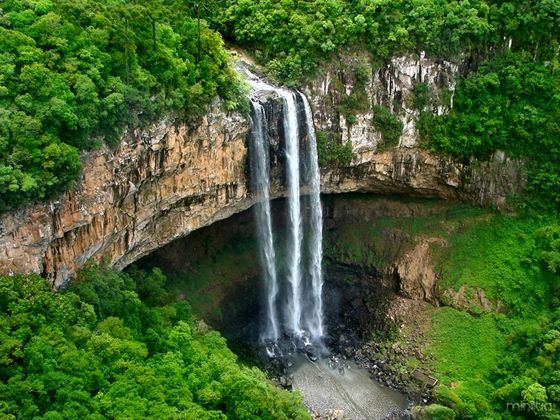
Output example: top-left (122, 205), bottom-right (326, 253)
top-left (134, 193), bottom-right (494, 416)
top-left (0, 52), bottom-right (526, 288)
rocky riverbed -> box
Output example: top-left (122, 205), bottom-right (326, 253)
top-left (291, 355), bottom-right (407, 419)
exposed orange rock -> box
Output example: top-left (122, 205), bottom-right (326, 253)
top-left (394, 237), bottom-right (447, 304)
top-left (0, 101), bottom-right (525, 286)
top-left (0, 105), bottom-right (252, 287)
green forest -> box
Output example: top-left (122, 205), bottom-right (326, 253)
top-left (1, 0), bottom-right (560, 418)
top-left (1, 0), bottom-right (559, 210)
top-left (0, 0), bottom-right (245, 210)
top-left (0, 264), bottom-right (309, 419)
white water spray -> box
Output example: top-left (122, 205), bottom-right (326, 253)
top-left (301, 93), bottom-right (325, 341)
top-left (249, 99), bottom-right (280, 342)
top-left (244, 68), bottom-right (324, 347)
top-left (278, 89), bottom-right (304, 336)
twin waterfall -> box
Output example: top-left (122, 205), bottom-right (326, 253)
top-left (247, 75), bottom-right (324, 350)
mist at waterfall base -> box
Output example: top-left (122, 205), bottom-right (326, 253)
top-left (246, 70), bottom-right (325, 360)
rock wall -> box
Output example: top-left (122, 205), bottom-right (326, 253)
top-left (306, 51), bottom-right (525, 206)
top-left (306, 51), bottom-right (459, 152)
top-left (0, 103), bottom-right (251, 287)
top-left (0, 53), bottom-right (526, 284)
top-left (321, 148), bottom-right (526, 206)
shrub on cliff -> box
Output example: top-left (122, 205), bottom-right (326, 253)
top-left (316, 130), bottom-right (353, 167)
top-left (419, 52), bottom-right (560, 209)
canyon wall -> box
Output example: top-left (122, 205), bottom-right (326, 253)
top-left (305, 51), bottom-right (525, 204)
top-left (0, 54), bottom-right (525, 285)
top-left (0, 103), bottom-right (252, 287)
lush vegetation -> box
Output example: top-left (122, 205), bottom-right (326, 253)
top-left (2, 0), bottom-right (558, 208)
top-left (215, 0), bottom-right (559, 85)
top-left (0, 0), bottom-right (245, 211)
top-left (322, 197), bottom-right (559, 418)
top-left (419, 51), bottom-right (560, 208)
top-left (1, 0), bottom-right (560, 416)
top-left (372, 105), bottom-right (403, 149)
top-left (427, 212), bottom-right (560, 418)
top-left (0, 264), bottom-right (309, 419)
top-left (316, 130), bottom-right (353, 167)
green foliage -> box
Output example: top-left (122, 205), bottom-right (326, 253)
top-left (322, 197), bottom-right (560, 417)
top-left (0, 0), bottom-right (245, 211)
top-left (337, 62), bottom-right (370, 123)
top-left (536, 225), bottom-right (560, 274)
top-left (413, 403), bottom-right (456, 419)
top-left (492, 310), bottom-right (560, 418)
top-left (372, 105), bottom-right (403, 148)
top-left (429, 309), bottom-right (503, 417)
top-left (427, 213), bottom-right (560, 418)
top-left (435, 214), bottom-right (558, 316)
top-left (316, 130), bottom-right (352, 167)
top-left (215, 0), bottom-right (559, 84)
top-left (420, 52), bottom-right (560, 208)
top-left (412, 82), bottom-right (430, 111)
top-left (0, 265), bottom-right (309, 419)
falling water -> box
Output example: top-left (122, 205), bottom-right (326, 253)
top-left (301, 93), bottom-right (324, 341)
top-left (278, 89), bottom-right (304, 336)
top-left (248, 100), bottom-right (279, 342)
top-left (244, 67), bottom-right (324, 348)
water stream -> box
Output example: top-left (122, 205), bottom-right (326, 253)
top-left (244, 71), bottom-right (408, 418)
top-left (248, 100), bottom-right (279, 342)
top-left (246, 71), bottom-right (324, 346)
top-left (301, 92), bottom-right (325, 342)
top-left (279, 89), bottom-right (304, 337)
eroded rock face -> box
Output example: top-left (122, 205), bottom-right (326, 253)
top-left (0, 55), bottom-right (526, 284)
top-left (394, 238), bottom-right (446, 305)
top-left (321, 148), bottom-right (526, 207)
top-left (307, 51), bottom-right (525, 206)
top-left (306, 51), bottom-right (459, 152)
top-left (0, 104), bottom-right (252, 287)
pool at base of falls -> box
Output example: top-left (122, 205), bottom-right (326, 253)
top-left (291, 355), bottom-right (407, 419)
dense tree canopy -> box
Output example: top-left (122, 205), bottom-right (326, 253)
top-left (1, 0), bottom-right (558, 210)
top-left (419, 52), bottom-right (560, 208)
top-left (214, 0), bottom-right (559, 85)
top-left (0, 264), bottom-right (309, 419)
top-left (0, 0), bottom-right (245, 211)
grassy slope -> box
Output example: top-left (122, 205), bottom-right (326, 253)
top-left (424, 213), bottom-right (557, 417)
top-left (324, 196), bottom-right (557, 417)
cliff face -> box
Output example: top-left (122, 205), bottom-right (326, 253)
top-left (306, 51), bottom-right (525, 204)
top-left (0, 54), bottom-right (526, 285)
top-left (0, 103), bottom-right (251, 287)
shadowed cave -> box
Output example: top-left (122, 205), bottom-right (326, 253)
top-left (135, 195), bottom-right (401, 354)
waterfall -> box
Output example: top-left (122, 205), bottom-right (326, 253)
top-left (244, 68), bottom-right (325, 349)
top-left (278, 89), bottom-right (304, 336)
top-left (301, 93), bottom-right (324, 341)
top-left (248, 100), bottom-right (279, 342)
